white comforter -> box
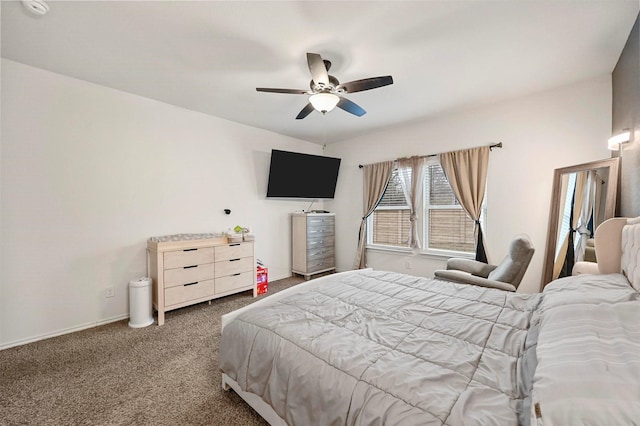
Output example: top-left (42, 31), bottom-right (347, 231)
top-left (219, 270), bottom-right (640, 426)
top-left (220, 270), bottom-right (541, 425)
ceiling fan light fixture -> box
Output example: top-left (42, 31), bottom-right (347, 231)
top-left (309, 93), bottom-right (339, 114)
top-left (256, 53), bottom-right (393, 119)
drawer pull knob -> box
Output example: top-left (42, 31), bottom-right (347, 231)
top-left (184, 265), bottom-right (198, 269)
top-left (231, 273), bottom-right (241, 277)
top-left (184, 248), bottom-right (197, 252)
top-left (184, 282), bottom-right (198, 286)
top-left (229, 258), bottom-right (241, 262)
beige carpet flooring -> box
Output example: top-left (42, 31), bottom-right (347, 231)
top-left (0, 275), bottom-right (309, 426)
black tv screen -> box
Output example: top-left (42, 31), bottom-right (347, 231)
top-left (266, 150), bottom-right (341, 198)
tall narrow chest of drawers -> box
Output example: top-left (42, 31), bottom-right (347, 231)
top-left (291, 212), bottom-right (336, 280)
top-left (147, 235), bottom-right (255, 325)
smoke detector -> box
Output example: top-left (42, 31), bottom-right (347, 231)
top-left (22, 0), bottom-right (49, 16)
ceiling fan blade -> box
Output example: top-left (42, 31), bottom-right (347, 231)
top-left (256, 88), bottom-right (308, 94)
top-left (307, 52), bottom-right (329, 88)
top-left (337, 76), bottom-right (394, 93)
top-left (295, 103), bottom-right (315, 120)
top-left (337, 97), bottom-right (366, 117)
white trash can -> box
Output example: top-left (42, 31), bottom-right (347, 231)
top-left (128, 277), bottom-right (154, 328)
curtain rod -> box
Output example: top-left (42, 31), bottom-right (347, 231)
top-left (358, 142), bottom-right (502, 168)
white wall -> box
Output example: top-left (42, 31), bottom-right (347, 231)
top-left (0, 58), bottom-right (614, 348)
top-left (325, 75), bottom-right (613, 294)
top-left (0, 59), bottom-right (325, 348)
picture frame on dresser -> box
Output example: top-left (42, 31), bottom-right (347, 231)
top-left (147, 234), bottom-right (256, 325)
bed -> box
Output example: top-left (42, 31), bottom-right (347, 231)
top-left (219, 218), bottom-right (640, 425)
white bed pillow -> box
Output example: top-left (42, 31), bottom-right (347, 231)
top-left (531, 281), bottom-right (640, 425)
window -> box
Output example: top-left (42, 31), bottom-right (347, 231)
top-left (370, 169), bottom-right (411, 247)
top-left (424, 164), bottom-right (479, 253)
top-left (367, 161), bottom-right (484, 255)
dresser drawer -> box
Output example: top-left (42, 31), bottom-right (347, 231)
top-left (307, 216), bottom-right (334, 227)
top-left (215, 257), bottom-right (254, 278)
top-left (307, 257), bottom-right (335, 273)
top-left (164, 247), bottom-right (214, 269)
top-left (307, 236), bottom-right (334, 250)
top-left (307, 247), bottom-right (334, 262)
top-left (164, 279), bottom-right (215, 306)
top-left (164, 263), bottom-right (215, 288)
top-left (215, 271), bottom-right (254, 294)
top-left (306, 224), bottom-right (334, 238)
top-left (215, 243), bottom-right (253, 262)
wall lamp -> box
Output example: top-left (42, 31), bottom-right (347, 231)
top-left (608, 129), bottom-right (631, 150)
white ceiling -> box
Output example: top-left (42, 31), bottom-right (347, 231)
top-left (2, 1), bottom-right (638, 144)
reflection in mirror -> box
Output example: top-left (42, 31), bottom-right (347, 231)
top-left (542, 158), bottom-right (620, 287)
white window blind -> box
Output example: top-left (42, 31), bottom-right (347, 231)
top-left (369, 169), bottom-right (411, 247)
top-left (424, 164), bottom-right (477, 253)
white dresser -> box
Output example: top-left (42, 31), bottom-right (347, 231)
top-left (147, 234), bottom-right (255, 325)
top-left (291, 212), bottom-right (336, 280)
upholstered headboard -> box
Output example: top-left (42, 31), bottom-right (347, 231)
top-left (621, 216), bottom-right (640, 291)
top-left (593, 217), bottom-right (627, 274)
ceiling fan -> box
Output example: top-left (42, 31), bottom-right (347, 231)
top-left (256, 52), bottom-right (393, 119)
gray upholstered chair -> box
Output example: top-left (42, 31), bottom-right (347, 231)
top-left (433, 234), bottom-right (535, 292)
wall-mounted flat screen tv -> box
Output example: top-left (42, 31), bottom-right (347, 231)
top-left (266, 149), bottom-right (341, 199)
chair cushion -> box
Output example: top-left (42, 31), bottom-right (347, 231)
top-left (445, 258), bottom-right (496, 278)
top-left (434, 270), bottom-right (517, 291)
top-left (487, 236), bottom-right (533, 284)
top-left (487, 257), bottom-right (518, 283)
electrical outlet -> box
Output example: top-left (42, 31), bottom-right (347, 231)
top-left (105, 286), bottom-right (115, 298)
top-left (405, 260), bottom-right (412, 269)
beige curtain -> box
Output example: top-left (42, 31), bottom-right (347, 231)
top-left (552, 171), bottom-right (588, 279)
top-left (438, 146), bottom-right (490, 262)
top-left (354, 161), bottom-right (394, 269)
top-left (593, 172), bottom-right (604, 229)
top-left (396, 156), bottom-right (426, 249)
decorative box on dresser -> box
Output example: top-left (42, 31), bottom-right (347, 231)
top-left (147, 234), bottom-right (255, 325)
top-left (291, 212), bottom-right (336, 280)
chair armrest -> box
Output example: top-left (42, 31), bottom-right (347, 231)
top-left (446, 258), bottom-right (497, 278)
top-left (434, 270), bottom-right (517, 292)
top-left (572, 261), bottom-right (600, 276)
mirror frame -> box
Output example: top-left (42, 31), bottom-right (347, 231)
top-left (541, 157), bottom-right (620, 288)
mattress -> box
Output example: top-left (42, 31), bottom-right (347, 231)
top-left (219, 270), bottom-right (640, 425)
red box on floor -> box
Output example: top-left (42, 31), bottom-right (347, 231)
top-left (257, 266), bottom-right (268, 295)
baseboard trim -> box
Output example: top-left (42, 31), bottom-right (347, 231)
top-left (0, 314), bottom-right (130, 351)
top-left (0, 273), bottom-right (320, 351)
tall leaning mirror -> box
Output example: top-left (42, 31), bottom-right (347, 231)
top-left (541, 157), bottom-right (620, 287)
